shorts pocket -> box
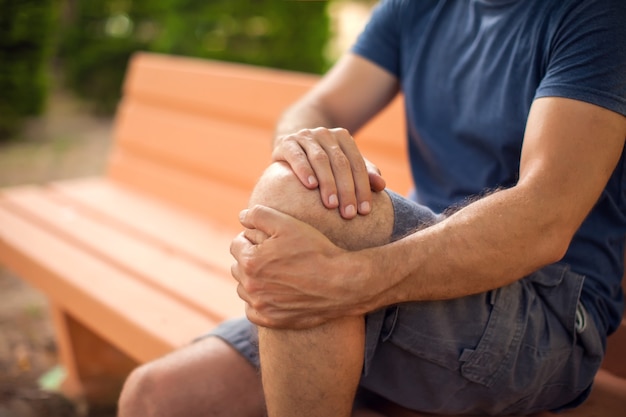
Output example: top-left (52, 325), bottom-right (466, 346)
top-left (459, 280), bottom-right (525, 388)
top-left (500, 265), bottom-right (597, 414)
top-left (459, 263), bottom-right (582, 389)
top-left (527, 263), bottom-right (585, 349)
top-left (386, 288), bottom-right (515, 376)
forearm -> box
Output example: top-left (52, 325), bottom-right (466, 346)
top-left (273, 54), bottom-right (399, 149)
top-left (355, 183), bottom-right (571, 310)
top-left (354, 97), bottom-right (626, 311)
top-left (273, 99), bottom-right (339, 148)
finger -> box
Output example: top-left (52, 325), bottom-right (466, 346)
top-left (245, 304), bottom-right (271, 327)
top-left (243, 227), bottom-right (270, 245)
top-left (236, 282), bottom-right (246, 302)
top-left (230, 231), bottom-right (254, 263)
top-left (272, 136), bottom-right (319, 189)
top-left (311, 128), bottom-right (358, 218)
top-left (297, 129), bottom-right (339, 209)
top-left (365, 159), bottom-right (386, 192)
top-left (336, 135), bottom-right (373, 215)
top-left (321, 128), bottom-right (366, 218)
top-left (368, 171), bottom-right (387, 192)
top-left (231, 261), bottom-right (243, 284)
top-left (239, 205), bottom-right (293, 238)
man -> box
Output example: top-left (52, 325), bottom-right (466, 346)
top-left (118, 0), bottom-right (626, 415)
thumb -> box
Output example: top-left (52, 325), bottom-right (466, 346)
top-left (239, 205), bottom-right (287, 236)
top-left (365, 158), bottom-right (386, 192)
top-left (368, 171), bottom-right (386, 192)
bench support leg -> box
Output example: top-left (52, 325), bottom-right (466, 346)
top-left (50, 303), bottom-right (138, 408)
top-left (50, 303), bottom-right (84, 400)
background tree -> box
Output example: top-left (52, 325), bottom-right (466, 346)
top-left (0, 0), bottom-right (57, 139)
top-left (58, 0), bottom-right (331, 113)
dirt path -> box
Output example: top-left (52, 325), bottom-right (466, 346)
top-left (0, 90), bottom-right (113, 417)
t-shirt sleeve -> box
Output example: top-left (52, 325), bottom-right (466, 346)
top-left (535, 0), bottom-right (626, 117)
top-left (350, 0), bottom-right (403, 77)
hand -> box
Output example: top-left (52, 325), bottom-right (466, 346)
top-left (230, 205), bottom-right (364, 329)
top-left (273, 127), bottom-right (386, 219)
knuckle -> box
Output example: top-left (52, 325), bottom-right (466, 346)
top-left (247, 204), bottom-right (263, 219)
top-left (330, 151), bottom-right (351, 171)
top-left (351, 159), bottom-right (367, 175)
top-left (240, 259), bottom-right (257, 277)
top-left (310, 127), bottom-right (336, 144)
top-left (330, 127), bottom-right (351, 137)
top-left (309, 127), bottom-right (327, 135)
top-left (248, 296), bottom-right (263, 311)
top-left (298, 127), bottom-right (316, 135)
top-left (308, 149), bottom-right (330, 164)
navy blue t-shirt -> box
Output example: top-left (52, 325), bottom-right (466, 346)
top-left (353, 0), bottom-right (626, 337)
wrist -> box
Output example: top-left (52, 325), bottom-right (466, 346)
top-left (336, 249), bottom-right (382, 315)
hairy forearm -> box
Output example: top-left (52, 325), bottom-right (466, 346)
top-left (355, 184), bottom-right (571, 310)
top-left (340, 97), bottom-right (626, 315)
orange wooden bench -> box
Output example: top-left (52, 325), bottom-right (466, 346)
top-left (0, 52), bottom-right (624, 415)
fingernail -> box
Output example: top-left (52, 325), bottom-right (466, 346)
top-left (239, 209), bottom-right (248, 222)
top-left (329, 194), bottom-right (338, 206)
top-left (345, 204), bottom-right (356, 217)
top-left (308, 175), bottom-right (317, 186)
top-left (360, 201), bottom-right (370, 213)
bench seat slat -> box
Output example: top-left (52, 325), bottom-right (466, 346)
top-left (0, 202), bottom-right (215, 363)
top-left (51, 178), bottom-right (234, 273)
top-left (1, 186), bottom-right (243, 322)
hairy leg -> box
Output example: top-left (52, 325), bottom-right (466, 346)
top-left (117, 336), bottom-right (264, 417)
top-left (248, 162), bottom-right (395, 417)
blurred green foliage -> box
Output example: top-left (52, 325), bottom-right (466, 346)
top-left (0, 0), bottom-right (56, 139)
top-left (59, 0), bottom-right (331, 114)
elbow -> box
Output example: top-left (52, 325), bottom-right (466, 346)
top-left (537, 226), bottom-right (574, 266)
top-left (544, 237), bottom-right (570, 264)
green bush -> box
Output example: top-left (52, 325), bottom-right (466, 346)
top-left (59, 0), bottom-right (331, 114)
top-left (0, 0), bottom-right (56, 139)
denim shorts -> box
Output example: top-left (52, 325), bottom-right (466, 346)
top-left (205, 190), bottom-right (604, 415)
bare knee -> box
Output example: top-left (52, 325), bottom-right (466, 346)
top-left (250, 162), bottom-right (393, 250)
top-left (118, 364), bottom-right (160, 417)
top-left (250, 162), bottom-right (328, 226)
top-left (118, 337), bottom-right (265, 417)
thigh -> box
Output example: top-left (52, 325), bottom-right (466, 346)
top-left (358, 264), bottom-right (600, 416)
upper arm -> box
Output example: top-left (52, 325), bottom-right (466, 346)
top-left (297, 53), bottom-right (400, 133)
top-left (518, 97), bottom-right (626, 239)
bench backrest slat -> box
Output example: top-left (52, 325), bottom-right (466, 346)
top-left (124, 53), bottom-right (319, 130)
top-left (114, 100), bottom-right (271, 191)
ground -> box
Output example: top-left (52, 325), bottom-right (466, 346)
top-left (0, 89), bottom-right (114, 417)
